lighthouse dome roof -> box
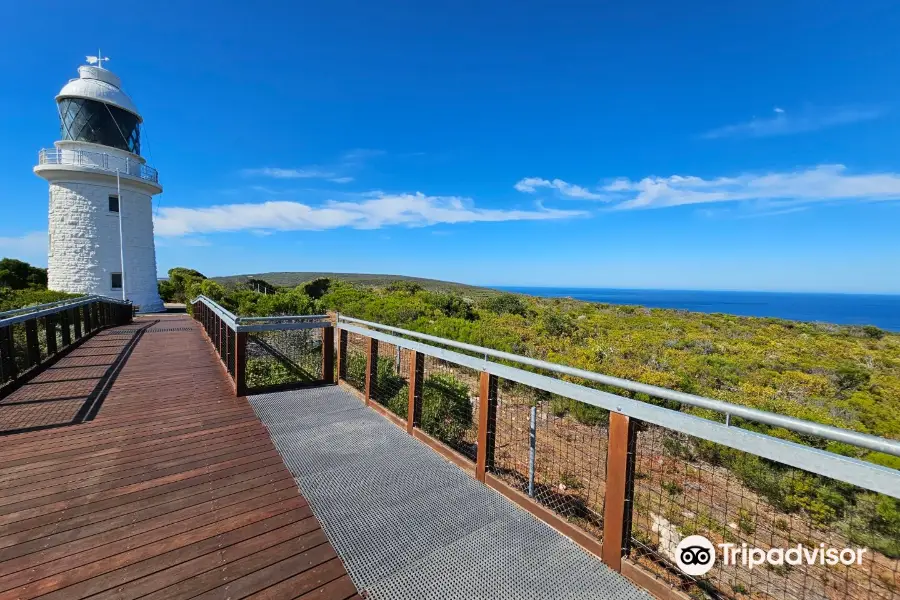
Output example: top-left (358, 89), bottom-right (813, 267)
top-left (56, 65), bottom-right (141, 121)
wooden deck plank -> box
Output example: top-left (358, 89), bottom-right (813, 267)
top-left (0, 314), bottom-right (355, 599)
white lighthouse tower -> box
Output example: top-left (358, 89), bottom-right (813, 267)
top-left (34, 55), bottom-right (164, 313)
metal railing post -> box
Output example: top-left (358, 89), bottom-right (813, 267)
top-left (322, 326), bottom-right (335, 384)
top-left (476, 371), bottom-right (499, 482)
top-left (364, 337), bottom-right (378, 405)
top-left (407, 350), bottom-right (424, 434)
top-left (601, 412), bottom-right (638, 572)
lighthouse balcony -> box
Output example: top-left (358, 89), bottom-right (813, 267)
top-left (37, 147), bottom-right (159, 183)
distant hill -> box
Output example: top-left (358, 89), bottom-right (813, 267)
top-left (211, 272), bottom-right (501, 299)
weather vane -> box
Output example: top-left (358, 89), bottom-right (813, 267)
top-left (85, 50), bottom-right (110, 68)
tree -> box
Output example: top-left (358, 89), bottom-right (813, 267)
top-left (302, 278), bottom-right (332, 299)
top-left (0, 258), bottom-right (48, 290)
top-left (166, 267), bottom-right (207, 303)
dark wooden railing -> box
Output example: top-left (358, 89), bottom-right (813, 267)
top-left (0, 295), bottom-right (133, 399)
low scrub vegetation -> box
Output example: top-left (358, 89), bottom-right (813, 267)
top-left (163, 266), bottom-right (900, 556)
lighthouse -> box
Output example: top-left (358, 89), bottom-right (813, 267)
top-left (34, 55), bottom-right (164, 313)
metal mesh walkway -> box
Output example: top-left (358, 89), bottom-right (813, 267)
top-left (249, 385), bottom-right (654, 600)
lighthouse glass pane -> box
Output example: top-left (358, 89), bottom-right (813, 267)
top-left (108, 196), bottom-right (119, 212)
top-left (58, 98), bottom-right (141, 154)
top-left (111, 273), bottom-right (122, 290)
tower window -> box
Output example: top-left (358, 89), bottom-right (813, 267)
top-left (111, 273), bottom-right (123, 290)
top-left (109, 195), bottom-right (119, 212)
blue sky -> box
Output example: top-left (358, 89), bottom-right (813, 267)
top-left (2, 1), bottom-right (900, 293)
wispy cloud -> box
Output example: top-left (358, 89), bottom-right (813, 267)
top-left (701, 106), bottom-right (886, 139)
top-left (513, 177), bottom-right (607, 200)
top-left (600, 164), bottom-right (900, 210)
top-left (241, 167), bottom-right (347, 182)
top-left (154, 193), bottom-right (584, 237)
top-left (515, 165), bottom-right (900, 212)
top-left (0, 231), bottom-right (47, 265)
top-left (241, 149), bottom-right (387, 185)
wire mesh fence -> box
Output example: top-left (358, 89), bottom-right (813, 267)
top-left (342, 331), bottom-right (370, 394)
top-left (369, 340), bottom-right (410, 420)
top-left (420, 354), bottom-right (481, 463)
top-left (628, 422), bottom-right (900, 600)
top-left (491, 380), bottom-right (610, 540)
top-left (245, 328), bottom-right (323, 391)
top-left (331, 320), bottom-right (900, 600)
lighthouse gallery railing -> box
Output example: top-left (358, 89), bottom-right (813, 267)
top-left (38, 148), bottom-right (159, 183)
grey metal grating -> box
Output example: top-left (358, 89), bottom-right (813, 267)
top-left (249, 386), bottom-right (654, 600)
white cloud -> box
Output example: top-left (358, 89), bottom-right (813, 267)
top-left (0, 231), bottom-right (47, 265)
top-left (513, 177), bottom-right (607, 200)
top-left (241, 167), bottom-right (338, 179)
top-left (599, 164), bottom-right (900, 210)
top-left (701, 106), bottom-right (885, 139)
top-left (154, 192), bottom-right (583, 237)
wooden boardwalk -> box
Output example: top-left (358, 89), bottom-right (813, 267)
top-left (0, 314), bottom-right (358, 600)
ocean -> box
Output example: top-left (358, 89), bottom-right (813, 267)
top-left (495, 287), bottom-right (900, 332)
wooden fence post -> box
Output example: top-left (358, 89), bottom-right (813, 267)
top-left (235, 331), bottom-right (247, 396)
top-left (0, 326), bottom-right (16, 381)
top-left (82, 304), bottom-right (92, 333)
top-left (60, 310), bottom-right (71, 347)
top-left (364, 337), bottom-right (378, 405)
top-left (407, 350), bottom-right (424, 433)
top-left (601, 412), bottom-right (637, 571)
top-left (44, 315), bottom-right (57, 356)
top-left (24, 319), bottom-right (40, 368)
top-left (322, 327), bottom-right (335, 384)
top-left (476, 371), bottom-right (499, 482)
top-left (337, 329), bottom-right (348, 382)
top-left (73, 307), bottom-right (82, 339)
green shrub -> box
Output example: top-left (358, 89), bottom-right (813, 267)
top-left (842, 493), bottom-right (900, 558)
top-left (569, 400), bottom-right (609, 426)
top-left (480, 293), bottom-right (528, 316)
top-left (420, 373), bottom-right (472, 443)
top-left (344, 352), bottom-right (367, 391)
top-left (0, 288), bottom-right (80, 312)
top-left (246, 358), bottom-right (295, 388)
top-left (834, 363), bottom-right (870, 392)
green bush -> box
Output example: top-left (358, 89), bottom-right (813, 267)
top-left (480, 293), bottom-right (528, 316)
top-left (834, 363), bottom-right (870, 392)
top-left (842, 493), bottom-right (900, 558)
top-left (245, 358), bottom-right (295, 388)
top-left (420, 373), bottom-right (473, 443)
top-left (0, 288), bottom-right (80, 312)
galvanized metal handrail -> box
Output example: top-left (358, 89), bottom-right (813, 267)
top-left (338, 315), bottom-right (900, 460)
top-left (37, 148), bottom-right (159, 183)
top-left (190, 296), bottom-right (331, 333)
top-left (237, 314), bottom-right (330, 323)
top-left (337, 319), bottom-right (900, 499)
top-left (0, 295), bottom-right (131, 327)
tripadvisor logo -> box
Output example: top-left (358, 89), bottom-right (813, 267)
top-left (675, 535), bottom-right (869, 576)
top-left (676, 536), bottom-right (716, 576)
